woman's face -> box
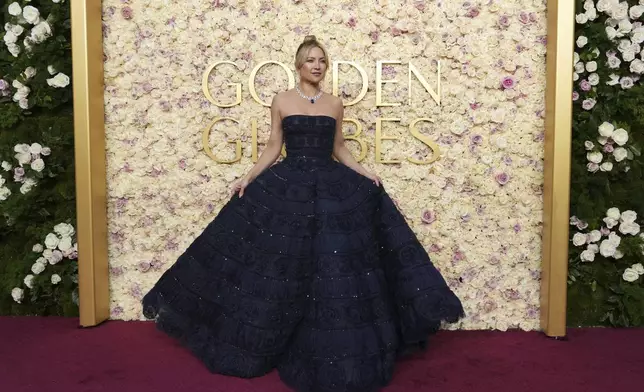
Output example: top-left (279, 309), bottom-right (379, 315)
top-left (298, 46), bottom-right (327, 84)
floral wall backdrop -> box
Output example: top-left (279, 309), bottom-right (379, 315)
top-left (568, 0), bottom-right (644, 327)
top-left (103, 0), bottom-right (548, 330)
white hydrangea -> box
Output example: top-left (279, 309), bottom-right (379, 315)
top-left (11, 287), bottom-right (24, 303)
top-left (51, 274), bottom-right (62, 285)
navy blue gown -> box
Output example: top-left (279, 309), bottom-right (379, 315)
top-left (142, 114), bottom-right (464, 392)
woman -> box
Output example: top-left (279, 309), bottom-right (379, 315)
top-left (142, 35), bottom-right (464, 392)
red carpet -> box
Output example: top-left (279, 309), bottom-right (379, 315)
top-left (0, 317), bottom-right (641, 392)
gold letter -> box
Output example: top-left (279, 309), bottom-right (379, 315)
top-left (202, 61), bottom-right (242, 108)
top-left (407, 118), bottom-right (441, 164)
top-left (249, 61), bottom-right (295, 107)
top-left (376, 60), bottom-right (402, 107)
top-left (408, 61), bottom-right (441, 106)
top-left (375, 118), bottom-right (401, 163)
top-left (202, 117), bottom-right (242, 163)
top-left (332, 61), bottom-right (368, 106)
top-left (342, 118), bottom-right (367, 162)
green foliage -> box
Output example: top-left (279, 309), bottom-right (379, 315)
top-left (0, 1), bottom-right (76, 316)
top-left (568, 0), bottom-right (644, 327)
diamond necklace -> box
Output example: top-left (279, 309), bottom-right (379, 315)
top-left (295, 84), bottom-right (323, 104)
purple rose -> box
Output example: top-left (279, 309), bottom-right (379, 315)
top-left (14, 167), bottom-right (25, 176)
top-left (603, 144), bottom-right (614, 153)
top-left (495, 172), bottom-right (509, 185)
top-left (600, 226), bottom-right (610, 236)
top-left (572, 91), bottom-right (579, 101)
top-left (347, 16), bottom-right (357, 28)
top-left (0, 79), bottom-right (8, 90)
top-left (471, 134), bottom-right (483, 145)
top-left (466, 7), bottom-right (480, 18)
top-left (581, 98), bottom-right (596, 110)
top-left (498, 15), bottom-right (511, 28)
top-left (501, 76), bottom-right (516, 89)
top-left (121, 6), bottom-right (133, 20)
top-left (518, 12), bottom-right (530, 24)
top-left (579, 79), bottom-right (592, 91)
top-left (421, 209), bottom-right (436, 224)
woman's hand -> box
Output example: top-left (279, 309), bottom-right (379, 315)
top-left (230, 176), bottom-right (251, 198)
top-left (362, 170), bottom-right (381, 187)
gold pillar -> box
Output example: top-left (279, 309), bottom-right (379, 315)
top-left (541, 0), bottom-right (576, 337)
top-left (71, 0), bottom-right (110, 327)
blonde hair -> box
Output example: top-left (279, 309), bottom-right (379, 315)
top-left (294, 35), bottom-right (329, 69)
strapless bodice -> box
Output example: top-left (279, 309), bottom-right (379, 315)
top-left (282, 115), bottom-right (336, 161)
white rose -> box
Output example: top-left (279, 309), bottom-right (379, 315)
top-left (30, 158), bottom-right (45, 172)
top-left (30, 21), bottom-right (52, 43)
top-left (613, 147), bottom-right (628, 162)
top-left (24, 274), bottom-right (35, 289)
top-left (622, 268), bottom-right (640, 282)
top-left (32, 243), bottom-right (44, 253)
top-left (630, 5), bottom-right (644, 19)
top-left (608, 232), bottom-right (621, 246)
top-left (613, 2), bottom-right (629, 19)
top-left (3, 31), bottom-right (18, 45)
top-left (11, 288), bottom-right (24, 303)
top-left (40, 147), bottom-right (51, 156)
top-left (586, 151), bottom-right (603, 163)
top-left (44, 233), bottom-right (60, 249)
top-left (14, 152), bottom-right (31, 165)
top-left (598, 122), bottom-right (615, 137)
top-left (607, 208), bottom-right (621, 220)
top-left (587, 8), bottom-right (598, 20)
top-left (31, 262), bottom-right (46, 275)
top-left (572, 232), bottom-right (588, 246)
top-left (585, 61), bottom-right (598, 72)
top-left (574, 52), bottom-right (580, 64)
top-left (53, 223), bottom-right (75, 237)
top-left (606, 74), bottom-right (620, 85)
top-left (47, 65), bottom-right (57, 75)
top-left (605, 26), bottom-right (618, 40)
top-left (576, 13), bottom-right (589, 24)
top-left (588, 244), bottom-right (599, 253)
top-left (576, 36), bottom-right (588, 48)
top-left (49, 250), bottom-right (63, 265)
top-left (599, 240), bottom-right (617, 257)
top-left (611, 128), bottom-right (629, 146)
top-left (47, 73), bottom-right (70, 88)
top-left (614, 249), bottom-right (624, 259)
top-left (587, 162), bottom-right (600, 173)
top-left (584, 141), bottom-right (595, 150)
top-left (23, 67), bottom-right (37, 80)
top-left (580, 249), bottom-right (596, 262)
top-left (575, 62), bottom-right (586, 73)
top-left (8, 3), bottom-right (22, 16)
top-left (573, 72), bottom-right (580, 81)
top-left (29, 143), bottom-right (42, 155)
top-left (606, 55), bottom-right (621, 69)
top-left (600, 162), bottom-right (613, 171)
top-left (51, 274), bottom-right (62, 285)
top-left (0, 187), bottom-right (11, 201)
top-left (1, 161), bottom-right (11, 171)
top-left (630, 59), bottom-right (644, 74)
top-left (588, 73), bottom-right (600, 85)
top-left (632, 263), bottom-right (644, 275)
top-left (7, 43), bottom-right (20, 57)
top-left (617, 19), bottom-right (633, 35)
top-left (603, 217), bottom-right (618, 229)
top-left (620, 77), bottom-right (634, 89)
top-left (22, 5), bottom-right (41, 25)
top-left (619, 221), bottom-right (640, 236)
top-left (58, 236), bottom-right (73, 252)
top-left (621, 210), bottom-right (637, 223)
top-left (588, 230), bottom-right (602, 243)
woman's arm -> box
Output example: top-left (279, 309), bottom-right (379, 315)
top-left (243, 94), bottom-right (284, 182)
top-left (331, 98), bottom-right (381, 185)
